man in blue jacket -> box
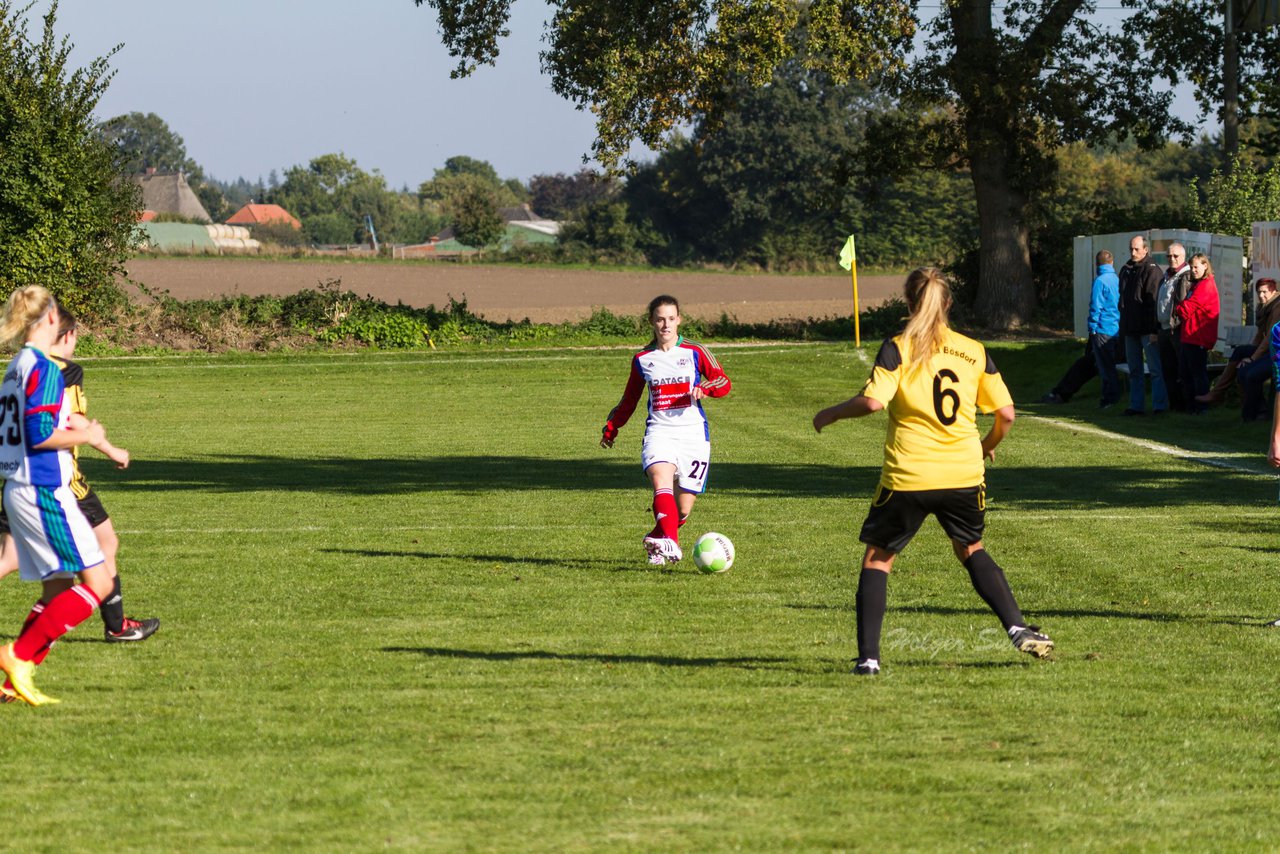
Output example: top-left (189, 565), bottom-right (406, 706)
top-left (1089, 249), bottom-right (1121, 407)
top-left (1039, 250), bottom-right (1121, 406)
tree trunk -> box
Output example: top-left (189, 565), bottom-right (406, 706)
top-left (968, 144), bottom-right (1035, 330)
top-left (947, 0), bottom-right (1082, 331)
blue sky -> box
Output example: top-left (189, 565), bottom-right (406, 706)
top-left (43, 0), bottom-right (606, 189)
top-left (40, 1), bottom-right (1208, 191)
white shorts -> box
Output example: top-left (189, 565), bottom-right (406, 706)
top-left (3, 482), bottom-right (105, 582)
top-left (641, 432), bottom-right (712, 494)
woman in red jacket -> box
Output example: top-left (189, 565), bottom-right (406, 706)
top-left (1175, 253), bottom-right (1220, 414)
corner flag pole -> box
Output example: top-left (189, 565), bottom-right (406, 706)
top-left (838, 235), bottom-right (860, 347)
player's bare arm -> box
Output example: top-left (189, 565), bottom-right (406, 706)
top-left (813, 395), bottom-right (883, 433)
top-left (980, 405), bottom-right (1016, 461)
top-left (33, 419), bottom-right (104, 451)
top-left (67, 411), bottom-right (129, 468)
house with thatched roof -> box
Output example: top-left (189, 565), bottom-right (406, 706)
top-left (132, 169), bottom-right (211, 222)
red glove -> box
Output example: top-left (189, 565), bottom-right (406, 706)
top-left (601, 421), bottom-right (619, 447)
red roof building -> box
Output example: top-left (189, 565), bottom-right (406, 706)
top-left (226, 203), bottom-right (301, 230)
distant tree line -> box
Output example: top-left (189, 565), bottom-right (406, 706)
top-left (99, 82), bottom-right (1267, 327)
top-left (11, 0), bottom-right (1280, 333)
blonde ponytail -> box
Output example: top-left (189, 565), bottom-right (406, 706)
top-left (901, 267), bottom-right (952, 373)
top-left (0, 286), bottom-right (55, 351)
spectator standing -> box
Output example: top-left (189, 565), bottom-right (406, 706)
top-left (1088, 250), bottom-right (1122, 408)
top-left (1118, 235), bottom-right (1168, 416)
top-left (1155, 243), bottom-right (1193, 411)
top-left (1175, 253), bottom-right (1220, 414)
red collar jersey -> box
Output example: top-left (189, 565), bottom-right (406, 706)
top-left (606, 337), bottom-right (731, 439)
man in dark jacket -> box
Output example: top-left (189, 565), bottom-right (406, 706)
top-left (1118, 234), bottom-right (1168, 415)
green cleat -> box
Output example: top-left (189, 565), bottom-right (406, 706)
top-left (0, 643), bottom-right (58, 706)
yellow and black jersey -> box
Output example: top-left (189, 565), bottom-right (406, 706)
top-left (50, 354), bottom-right (91, 500)
top-left (859, 328), bottom-right (1013, 491)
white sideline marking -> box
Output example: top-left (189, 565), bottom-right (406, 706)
top-left (80, 341), bottom-right (836, 371)
top-left (1029, 414), bottom-right (1272, 476)
top-left (117, 524), bottom-right (635, 535)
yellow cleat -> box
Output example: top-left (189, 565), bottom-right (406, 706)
top-left (0, 643), bottom-right (58, 706)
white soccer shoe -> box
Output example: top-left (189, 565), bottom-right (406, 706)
top-left (643, 535), bottom-right (683, 565)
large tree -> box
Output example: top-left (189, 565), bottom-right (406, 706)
top-left (100, 111), bottom-right (197, 174)
top-left (100, 111), bottom-right (229, 220)
top-left (415, 0), bottom-right (1182, 329)
top-left (418, 155), bottom-right (525, 209)
top-left (0, 0), bottom-right (139, 319)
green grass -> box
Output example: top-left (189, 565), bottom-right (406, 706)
top-left (2, 340), bottom-right (1279, 851)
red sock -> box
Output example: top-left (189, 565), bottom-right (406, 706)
top-left (20, 601), bottom-right (44, 635)
top-left (652, 489), bottom-right (679, 542)
top-left (14, 586), bottom-right (100, 662)
top-left (17, 601), bottom-right (55, 666)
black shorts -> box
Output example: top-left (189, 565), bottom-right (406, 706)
top-left (0, 487), bottom-right (109, 535)
top-left (859, 484), bottom-right (985, 554)
top-left (77, 488), bottom-right (110, 527)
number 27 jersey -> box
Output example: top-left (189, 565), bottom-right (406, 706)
top-left (859, 328), bottom-right (1012, 491)
top-left (0, 345), bottom-right (73, 487)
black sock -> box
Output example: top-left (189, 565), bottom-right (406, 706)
top-left (964, 549), bottom-right (1025, 630)
top-left (100, 575), bottom-right (124, 634)
top-left (855, 568), bottom-right (888, 661)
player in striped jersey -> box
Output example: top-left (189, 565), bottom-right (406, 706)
top-left (0, 286), bottom-right (117, 705)
top-left (600, 295), bottom-right (732, 564)
top-left (813, 268), bottom-right (1053, 675)
top-left (0, 309), bottom-right (158, 650)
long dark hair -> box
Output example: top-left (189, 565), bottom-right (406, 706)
top-left (647, 294), bottom-right (679, 320)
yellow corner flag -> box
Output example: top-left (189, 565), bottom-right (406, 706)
top-left (838, 235), bottom-right (860, 347)
top-left (838, 235), bottom-right (856, 271)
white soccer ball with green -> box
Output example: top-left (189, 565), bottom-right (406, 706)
top-left (692, 532), bottom-right (734, 574)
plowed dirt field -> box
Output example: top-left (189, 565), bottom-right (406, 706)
top-left (124, 258), bottom-right (901, 324)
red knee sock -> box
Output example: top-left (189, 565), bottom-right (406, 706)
top-left (17, 601), bottom-right (55, 665)
top-left (14, 586), bottom-right (100, 662)
top-left (652, 489), bottom-right (679, 542)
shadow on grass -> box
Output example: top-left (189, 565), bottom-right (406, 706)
top-left (85, 452), bottom-right (1269, 509)
top-left (385, 645), bottom-right (789, 670)
top-left (898, 659), bottom-right (1030, 670)
top-left (322, 546), bottom-right (678, 574)
top-left (893, 603), bottom-right (1195, 623)
top-left (87, 454), bottom-right (873, 498)
top-left (787, 602), bottom-right (1197, 623)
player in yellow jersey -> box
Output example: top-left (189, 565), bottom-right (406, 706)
top-left (813, 268), bottom-right (1053, 676)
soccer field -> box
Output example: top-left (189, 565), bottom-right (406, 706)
top-left (2, 342), bottom-right (1278, 851)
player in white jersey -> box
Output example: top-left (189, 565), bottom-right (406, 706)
top-left (0, 286), bottom-right (113, 706)
top-left (600, 295), bottom-right (732, 565)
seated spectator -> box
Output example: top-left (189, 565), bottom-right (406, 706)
top-left (1199, 277), bottom-right (1280, 420)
